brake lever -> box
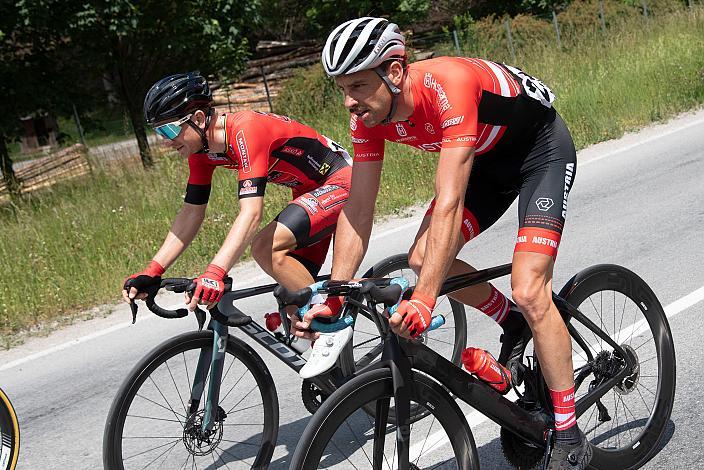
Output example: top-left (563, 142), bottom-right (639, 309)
top-left (129, 300), bottom-right (138, 324)
top-left (193, 306), bottom-right (206, 331)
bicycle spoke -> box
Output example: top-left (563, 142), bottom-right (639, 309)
top-left (182, 352), bottom-right (193, 405)
top-left (126, 413), bottom-right (183, 424)
top-left (225, 384), bottom-right (259, 415)
top-left (139, 438), bottom-right (182, 470)
top-left (148, 376), bottom-right (186, 426)
top-left (224, 402), bottom-right (264, 416)
top-left (635, 387), bottom-right (652, 414)
top-left (219, 367), bottom-right (249, 404)
top-left (133, 393), bottom-right (188, 420)
top-left (123, 437), bottom-right (182, 461)
top-left (165, 360), bottom-right (187, 415)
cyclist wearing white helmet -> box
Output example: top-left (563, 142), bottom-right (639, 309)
top-left (293, 16), bottom-right (591, 469)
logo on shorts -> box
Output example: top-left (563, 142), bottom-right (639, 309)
top-left (318, 162), bottom-right (331, 175)
top-left (535, 197), bottom-right (554, 211)
top-left (395, 123), bottom-right (407, 137)
top-left (298, 197), bottom-right (319, 214)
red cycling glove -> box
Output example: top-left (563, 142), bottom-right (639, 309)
top-left (306, 295), bottom-right (344, 321)
top-left (193, 264), bottom-right (227, 304)
top-left (397, 292), bottom-right (436, 338)
top-left (124, 260), bottom-right (165, 295)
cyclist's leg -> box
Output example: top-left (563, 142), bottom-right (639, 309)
top-left (252, 170), bottom-right (349, 291)
top-left (510, 110), bottom-right (590, 465)
top-left (409, 173), bottom-right (518, 320)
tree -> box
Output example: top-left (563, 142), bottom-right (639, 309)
top-left (0, 0), bottom-right (90, 196)
top-left (64, 0), bottom-right (259, 167)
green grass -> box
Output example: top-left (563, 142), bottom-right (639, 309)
top-left (1, 5), bottom-right (703, 346)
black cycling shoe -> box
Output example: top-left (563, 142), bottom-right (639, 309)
top-left (543, 432), bottom-right (593, 470)
top-left (498, 308), bottom-right (531, 368)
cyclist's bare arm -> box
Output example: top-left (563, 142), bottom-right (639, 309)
top-left (413, 146), bottom-right (475, 299)
top-left (208, 195), bottom-right (264, 272)
top-left (184, 196), bottom-right (264, 309)
top-left (123, 202), bottom-right (207, 302)
top-left (330, 160), bottom-right (384, 280)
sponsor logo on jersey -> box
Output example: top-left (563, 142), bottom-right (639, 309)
top-left (425, 123), bottom-right (435, 134)
top-left (423, 72), bottom-right (452, 113)
top-left (396, 136), bottom-right (418, 143)
top-left (455, 136), bottom-right (476, 143)
top-left (349, 115), bottom-right (358, 131)
top-left (351, 137), bottom-right (368, 144)
top-left (562, 163), bottom-right (574, 218)
top-left (268, 170), bottom-right (301, 187)
top-left (535, 197), bottom-right (554, 211)
top-left (395, 122), bottom-right (407, 137)
top-left (239, 186), bottom-right (258, 196)
top-left (281, 145), bottom-right (304, 157)
top-left (318, 162), bottom-right (331, 175)
top-left (356, 152), bottom-right (381, 160)
top-left (319, 192), bottom-right (344, 211)
top-left (298, 197), bottom-right (319, 214)
top-left (418, 142), bottom-right (443, 152)
top-left (311, 185), bottom-right (336, 197)
top-left (236, 130), bottom-right (250, 173)
top-left (441, 116), bottom-right (464, 129)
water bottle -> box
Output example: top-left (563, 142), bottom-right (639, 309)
top-left (461, 347), bottom-right (512, 395)
top-left (264, 312), bottom-right (309, 354)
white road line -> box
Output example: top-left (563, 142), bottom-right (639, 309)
top-left (3, 117), bottom-right (702, 371)
top-left (409, 284), bottom-right (704, 460)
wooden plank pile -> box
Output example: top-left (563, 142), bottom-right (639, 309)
top-left (0, 144), bottom-right (90, 200)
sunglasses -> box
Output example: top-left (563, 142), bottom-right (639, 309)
top-left (153, 114), bottom-right (193, 140)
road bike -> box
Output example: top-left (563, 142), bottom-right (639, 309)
top-left (103, 254), bottom-right (467, 469)
top-left (288, 263), bottom-right (676, 470)
top-left (0, 387), bottom-right (19, 470)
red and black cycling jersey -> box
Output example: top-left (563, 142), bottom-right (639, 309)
top-left (351, 56), bottom-right (555, 160)
top-left (185, 110), bottom-right (352, 204)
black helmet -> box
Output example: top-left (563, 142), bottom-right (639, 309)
top-left (144, 71), bottom-right (213, 125)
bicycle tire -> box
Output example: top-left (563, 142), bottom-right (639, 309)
top-left (103, 330), bottom-right (278, 470)
top-left (339, 253), bottom-right (468, 423)
top-left (290, 367), bottom-right (479, 469)
top-left (341, 253), bottom-right (467, 372)
top-left (560, 264), bottom-right (676, 470)
top-left (0, 388), bottom-right (20, 470)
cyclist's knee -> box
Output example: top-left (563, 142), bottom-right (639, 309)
top-left (512, 283), bottom-right (552, 324)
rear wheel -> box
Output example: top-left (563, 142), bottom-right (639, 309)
top-left (561, 264), bottom-right (676, 470)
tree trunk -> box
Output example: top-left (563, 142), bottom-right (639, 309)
top-left (128, 105), bottom-right (153, 168)
top-left (0, 137), bottom-right (20, 197)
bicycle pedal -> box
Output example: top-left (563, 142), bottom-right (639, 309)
top-left (299, 327), bottom-right (353, 379)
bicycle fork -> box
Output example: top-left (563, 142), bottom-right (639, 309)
top-left (189, 320), bottom-right (229, 434)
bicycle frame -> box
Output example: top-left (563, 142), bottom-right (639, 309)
top-left (353, 263), bottom-right (637, 466)
top-left (184, 275), bottom-right (348, 433)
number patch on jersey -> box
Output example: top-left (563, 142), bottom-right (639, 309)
top-left (504, 65), bottom-right (555, 108)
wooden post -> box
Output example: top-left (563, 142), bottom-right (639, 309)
top-left (599, 0), bottom-right (607, 33)
top-left (552, 11), bottom-right (562, 49)
top-left (72, 104), bottom-right (86, 146)
top-left (452, 30), bottom-right (461, 55)
top-left (260, 66), bottom-right (274, 113)
top-left (642, 0), bottom-right (648, 18)
top-left (504, 19), bottom-right (517, 64)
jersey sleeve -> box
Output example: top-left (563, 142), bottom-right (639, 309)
top-left (435, 70), bottom-right (481, 150)
top-left (228, 119), bottom-right (269, 199)
top-left (350, 114), bottom-right (385, 162)
top-left (185, 153), bottom-right (215, 205)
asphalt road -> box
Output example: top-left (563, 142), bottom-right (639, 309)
top-left (1, 109), bottom-right (703, 469)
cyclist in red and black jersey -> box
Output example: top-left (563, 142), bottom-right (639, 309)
top-left (294, 18), bottom-right (590, 469)
top-left (123, 72), bottom-right (352, 324)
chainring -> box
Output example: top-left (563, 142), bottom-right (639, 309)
top-left (500, 426), bottom-right (544, 470)
top-left (301, 379), bottom-right (330, 415)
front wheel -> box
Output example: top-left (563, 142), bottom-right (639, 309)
top-left (0, 388), bottom-right (20, 470)
top-left (561, 264), bottom-right (676, 470)
top-left (291, 368), bottom-right (479, 469)
top-left (103, 330), bottom-right (278, 470)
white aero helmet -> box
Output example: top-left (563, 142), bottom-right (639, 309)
top-left (322, 17), bottom-right (406, 77)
